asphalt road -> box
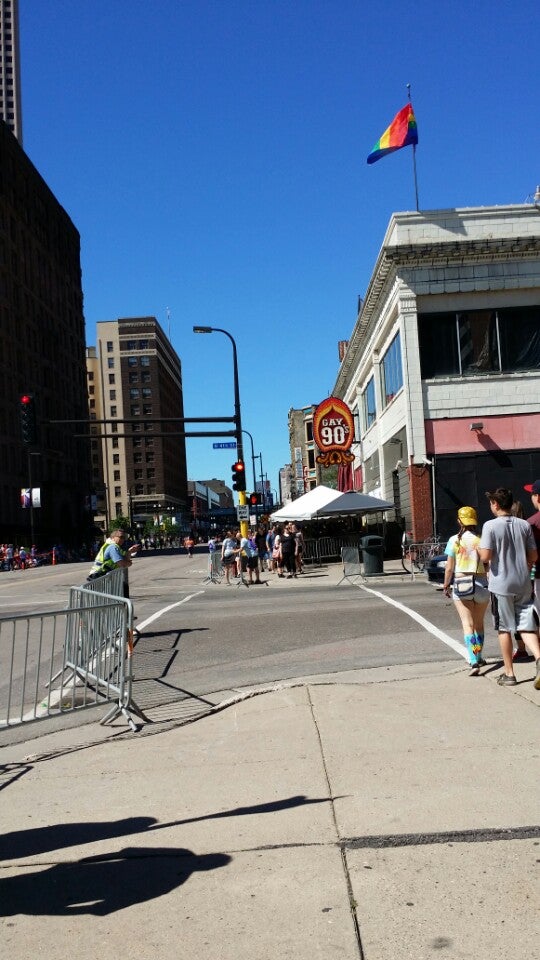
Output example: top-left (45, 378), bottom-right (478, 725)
top-left (0, 545), bottom-right (503, 731)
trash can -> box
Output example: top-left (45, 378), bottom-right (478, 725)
top-left (361, 535), bottom-right (384, 576)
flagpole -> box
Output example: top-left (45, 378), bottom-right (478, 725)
top-left (407, 83), bottom-right (420, 212)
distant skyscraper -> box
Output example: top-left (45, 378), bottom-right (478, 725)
top-left (0, 0), bottom-right (22, 143)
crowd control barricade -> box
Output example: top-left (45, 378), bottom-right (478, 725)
top-left (202, 551), bottom-right (222, 584)
top-left (0, 569), bottom-right (145, 733)
top-left (337, 546), bottom-right (365, 585)
top-left (304, 536), bottom-right (362, 566)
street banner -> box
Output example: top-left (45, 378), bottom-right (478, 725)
top-left (21, 488), bottom-right (41, 508)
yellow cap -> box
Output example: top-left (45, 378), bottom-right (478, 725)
top-left (458, 506), bottom-right (477, 526)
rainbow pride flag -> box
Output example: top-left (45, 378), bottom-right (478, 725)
top-left (367, 103), bottom-right (418, 164)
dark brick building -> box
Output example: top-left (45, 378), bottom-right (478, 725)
top-left (0, 120), bottom-right (91, 546)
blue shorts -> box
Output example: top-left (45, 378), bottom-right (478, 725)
top-left (490, 591), bottom-right (538, 633)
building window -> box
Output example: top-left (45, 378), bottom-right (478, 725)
top-left (134, 469), bottom-right (144, 480)
top-left (139, 339), bottom-right (149, 349)
top-left (88, 371), bottom-right (94, 381)
top-left (307, 449), bottom-right (315, 469)
top-left (132, 423), bottom-right (142, 433)
top-left (128, 357), bottom-right (138, 367)
top-left (89, 399), bottom-right (95, 409)
top-left (142, 405), bottom-right (152, 416)
top-left (418, 306), bottom-right (540, 378)
top-left (381, 332), bottom-right (403, 406)
top-left (109, 374), bottom-right (115, 384)
top-left (110, 406), bottom-right (117, 417)
top-left (140, 356), bottom-right (150, 366)
top-left (134, 453), bottom-right (143, 464)
top-left (126, 340), bottom-right (137, 350)
top-left (146, 452), bottom-right (155, 463)
top-left (135, 484), bottom-right (144, 496)
top-left (112, 437), bottom-right (119, 448)
top-left (107, 358), bottom-right (114, 369)
top-left (141, 371), bottom-right (151, 383)
top-left (147, 468), bottom-right (156, 479)
top-left (107, 341), bottom-right (113, 352)
top-left (109, 390), bottom-right (116, 401)
top-left (129, 372), bottom-right (138, 384)
top-left (115, 488), bottom-right (121, 498)
top-left (88, 385), bottom-right (95, 395)
top-left (113, 454), bottom-right (120, 465)
top-left (131, 405), bottom-right (140, 416)
top-left (144, 422), bottom-right (154, 432)
top-left (115, 501), bottom-right (122, 515)
top-left (362, 377), bottom-right (376, 430)
top-left (305, 421), bottom-right (313, 442)
top-left (142, 388), bottom-right (151, 398)
top-left (130, 388), bottom-right (140, 399)
top-left (133, 437), bottom-right (142, 448)
top-left (145, 437), bottom-right (154, 447)
top-left (114, 470), bottom-right (121, 481)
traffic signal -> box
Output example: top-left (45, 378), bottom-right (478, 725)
top-left (19, 394), bottom-right (38, 445)
top-left (249, 492), bottom-right (262, 506)
top-left (231, 460), bottom-right (246, 492)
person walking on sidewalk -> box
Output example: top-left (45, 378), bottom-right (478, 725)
top-left (478, 487), bottom-right (540, 689)
top-left (443, 506), bottom-right (490, 675)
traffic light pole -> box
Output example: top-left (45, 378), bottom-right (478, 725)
top-left (193, 326), bottom-right (248, 537)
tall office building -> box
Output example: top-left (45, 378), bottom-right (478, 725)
top-left (0, 0), bottom-right (22, 143)
top-left (0, 120), bottom-right (91, 544)
top-left (88, 317), bottom-right (188, 531)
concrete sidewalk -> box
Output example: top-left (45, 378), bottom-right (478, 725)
top-left (1, 659), bottom-right (538, 959)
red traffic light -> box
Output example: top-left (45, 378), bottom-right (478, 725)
top-left (19, 393), bottom-right (38, 445)
top-left (231, 460), bottom-right (246, 492)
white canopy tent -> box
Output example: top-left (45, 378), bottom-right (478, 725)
top-left (317, 490), bottom-right (394, 516)
top-left (270, 485), bottom-right (342, 521)
top-left (270, 485), bottom-right (394, 521)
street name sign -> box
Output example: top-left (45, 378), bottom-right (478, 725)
top-left (213, 442), bottom-right (237, 449)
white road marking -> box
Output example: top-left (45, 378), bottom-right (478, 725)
top-left (358, 583), bottom-right (468, 660)
top-left (136, 591), bottom-right (205, 631)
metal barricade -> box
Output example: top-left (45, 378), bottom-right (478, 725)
top-left (337, 546), bottom-right (364, 585)
top-left (0, 570), bottom-right (145, 733)
top-left (304, 536), bottom-right (362, 565)
top-left (401, 539), bottom-right (442, 580)
top-left (202, 551), bottom-right (223, 584)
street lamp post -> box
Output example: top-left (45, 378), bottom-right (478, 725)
top-left (193, 326), bottom-right (248, 536)
top-left (242, 429), bottom-right (258, 495)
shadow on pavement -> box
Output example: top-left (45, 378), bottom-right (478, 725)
top-left (2, 796), bottom-right (341, 862)
top-left (0, 846), bottom-right (231, 916)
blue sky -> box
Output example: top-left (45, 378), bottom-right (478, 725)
top-left (18, 0), bottom-right (540, 494)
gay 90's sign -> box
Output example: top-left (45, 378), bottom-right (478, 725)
top-left (313, 397), bottom-right (355, 467)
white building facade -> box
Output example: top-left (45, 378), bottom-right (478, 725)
top-left (334, 204), bottom-right (540, 546)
